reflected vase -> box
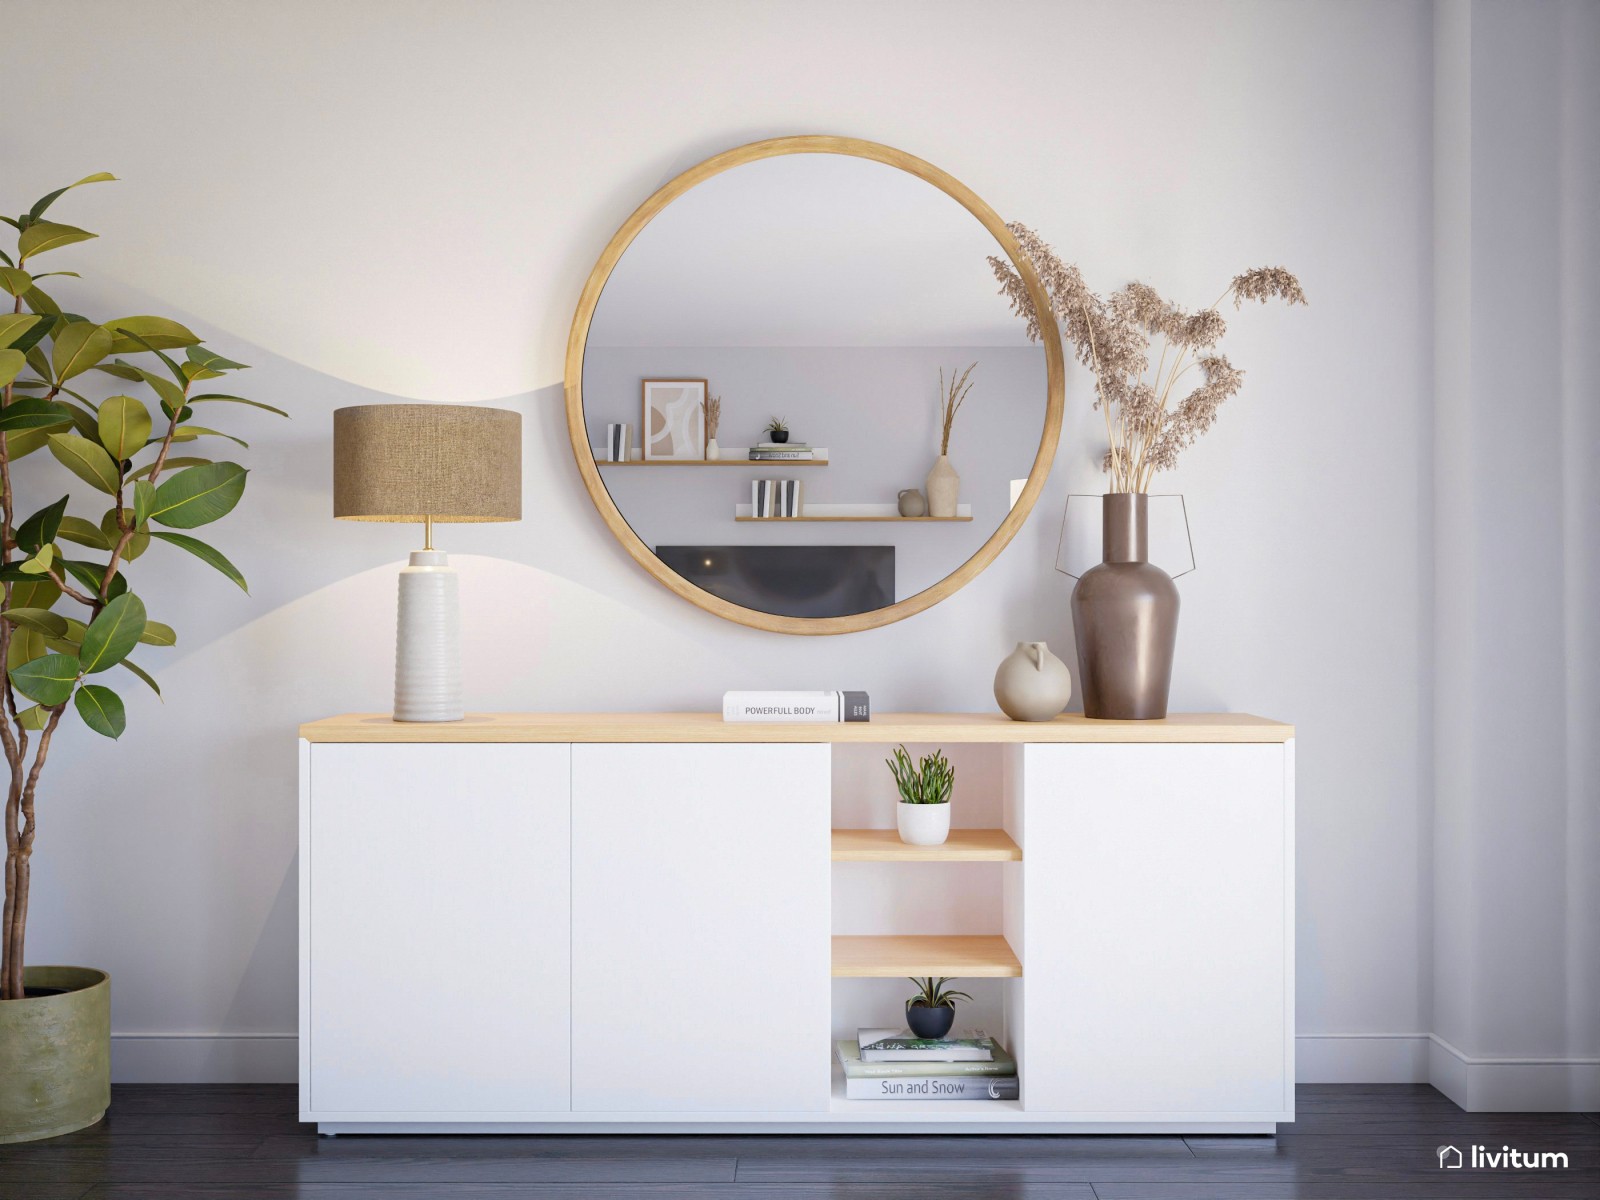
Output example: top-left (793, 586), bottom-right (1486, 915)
top-left (926, 455), bottom-right (959, 518)
top-left (1070, 492), bottom-right (1178, 720)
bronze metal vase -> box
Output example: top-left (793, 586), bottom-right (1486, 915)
top-left (1071, 492), bottom-right (1179, 720)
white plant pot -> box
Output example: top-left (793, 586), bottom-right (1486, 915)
top-left (897, 801), bottom-right (951, 846)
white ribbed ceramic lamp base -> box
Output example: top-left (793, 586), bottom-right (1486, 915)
top-left (394, 550), bottom-right (462, 722)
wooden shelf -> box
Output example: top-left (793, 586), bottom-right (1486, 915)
top-left (300, 712), bottom-right (1296, 745)
top-left (598, 458), bottom-right (827, 467)
top-left (831, 934), bottom-right (1021, 978)
top-left (736, 515), bottom-right (972, 522)
top-left (735, 502), bottom-right (972, 522)
top-left (831, 829), bottom-right (1020, 862)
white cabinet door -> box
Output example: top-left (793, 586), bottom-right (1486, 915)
top-left (1020, 742), bottom-right (1292, 1118)
top-left (571, 744), bottom-right (831, 1112)
top-left (305, 743), bottom-right (571, 1115)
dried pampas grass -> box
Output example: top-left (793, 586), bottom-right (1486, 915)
top-left (990, 225), bottom-right (1306, 491)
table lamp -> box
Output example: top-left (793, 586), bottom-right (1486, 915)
top-left (333, 403), bottom-right (521, 722)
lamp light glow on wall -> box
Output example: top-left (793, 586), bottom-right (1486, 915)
top-left (333, 404), bottom-right (521, 722)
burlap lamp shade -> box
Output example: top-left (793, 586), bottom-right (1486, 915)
top-left (333, 403), bottom-right (521, 525)
top-left (331, 403), bottom-right (521, 723)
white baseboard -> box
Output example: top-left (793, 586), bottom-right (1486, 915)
top-left (111, 1033), bottom-right (1600, 1110)
top-left (1296, 1033), bottom-right (1432, 1082)
top-left (112, 1034), bottom-right (297, 1084)
top-left (1427, 1034), bottom-right (1600, 1112)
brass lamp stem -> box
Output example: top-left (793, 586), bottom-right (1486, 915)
top-left (423, 515), bottom-right (434, 551)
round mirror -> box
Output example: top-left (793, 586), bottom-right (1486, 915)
top-left (565, 137), bottom-right (1063, 634)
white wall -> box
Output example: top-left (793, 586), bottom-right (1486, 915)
top-left (7, 0), bottom-right (1584, 1102)
top-left (1429, 0), bottom-right (1600, 1109)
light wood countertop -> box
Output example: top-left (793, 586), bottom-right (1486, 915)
top-left (298, 711), bottom-right (1294, 744)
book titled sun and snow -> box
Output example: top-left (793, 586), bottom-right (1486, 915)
top-left (836, 1028), bottom-right (1019, 1101)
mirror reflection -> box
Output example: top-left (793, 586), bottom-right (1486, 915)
top-left (581, 152), bottom-right (1047, 620)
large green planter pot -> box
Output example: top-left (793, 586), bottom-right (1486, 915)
top-left (0, 966), bottom-right (110, 1143)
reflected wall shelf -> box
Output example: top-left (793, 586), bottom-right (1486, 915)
top-left (831, 934), bottom-right (1022, 978)
top-left (592, 446), bottom-right (828, 467)
top-left (736, 502), bottom-right (973, 522)
top-left (831, 828), bottom-right (1021, 862)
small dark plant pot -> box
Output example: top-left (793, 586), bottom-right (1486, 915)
top-left (767, 430), bottom-right (789, 443)
top-left (906, 1001), bottom-right (955, 1039)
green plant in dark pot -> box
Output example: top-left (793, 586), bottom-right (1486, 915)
top-left (905, 976), bottom-right (971, 1040)
top-left (0, 175), bottom-right (283, 1142)
top-left (764, 415), bottom-right (789, 444)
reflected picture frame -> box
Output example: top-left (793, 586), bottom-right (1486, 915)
top-left (641, 378), bottom-right (708, 461)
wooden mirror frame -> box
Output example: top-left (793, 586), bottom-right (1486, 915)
top-left (564, 135), bottom-right (1065, 635)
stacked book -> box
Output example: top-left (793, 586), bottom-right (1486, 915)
top-left (723, 690), bottom-right (869, 723)
top-left (751, 478), bottom-right (802, 517)
top-left (749, 442), bottom-right (816, 461)
top-left (835, 1028), bottom-right (1018, 1101)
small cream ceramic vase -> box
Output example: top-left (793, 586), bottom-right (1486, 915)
top-left (926, 455), bottom-right (960, 518)
top-left (705, 437), bottom-right (720, 461)
top-left (994, 641), bottom-right (1073, 722)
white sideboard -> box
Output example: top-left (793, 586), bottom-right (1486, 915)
top-left (298, 712), bottom-right (1295, 1134)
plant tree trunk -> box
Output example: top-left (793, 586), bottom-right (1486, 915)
top-left (0, 286), bottom-right (19, 1003)
top-left (3, 774), bottom-right (22, 1001)
top-left (3, 711), bottom-right (62, 1000)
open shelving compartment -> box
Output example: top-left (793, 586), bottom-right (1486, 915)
top-left (828, 740), bottom-right (1025, 1118)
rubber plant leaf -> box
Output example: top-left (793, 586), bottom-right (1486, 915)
top-left (50, 320), bottom-right (113, 382)
top-left (26, 173), bottom-right (116, 223)
top-left (149, 530), bottom-right (248, 592)
top-left (46, 433), bottom-right (119, 493)
top-left (17, 221), bottom-right (95, 262)
top-left (148, 462), bottom-right (247, 529)
top-left (14, 495), bottom-right (68, 552)
top-left (79, 592), bottom-right (146, 674)
top-left (10, 652), bottom-right (80, 706)
top-left (97, 394), bottom-right (152, 459)
top-left (74, 683), bottom-right (126, 739)
top-left (103, 316), bottom-right (200, 356)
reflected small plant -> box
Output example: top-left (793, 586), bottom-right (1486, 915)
top-left (937, 363), bottom-right (976, 455)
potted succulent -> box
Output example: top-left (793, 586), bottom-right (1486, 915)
top-left (887, 744), bottom-right (953, 846)
top-left (905, 976), bottom-right (971, 1040)
top-left (0, 174), bottom-right (282, 1142)
top-left (763, 415), bottom-right (789, 444)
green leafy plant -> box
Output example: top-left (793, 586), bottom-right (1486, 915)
top-left (886, 744), bottom-right (954, 805)
top-left (907, 976), bottom-right (972, 1011)
top-left (764, 415), bottom-right (788, 434)
top-left (0, 175), bottom-right (284, 1001)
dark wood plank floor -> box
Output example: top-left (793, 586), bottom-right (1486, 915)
top-left (1, 1085), bottom-right (1595, 1200)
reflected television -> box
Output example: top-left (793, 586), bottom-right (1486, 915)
top-left (654, 545), bottom-right (894, 619)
